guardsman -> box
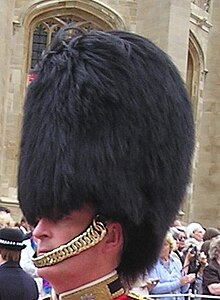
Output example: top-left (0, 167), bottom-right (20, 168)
top-left (18, 25), bottom-right (194, 300)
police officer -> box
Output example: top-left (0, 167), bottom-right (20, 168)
top-left (0, 227), bottom-right (38, 299)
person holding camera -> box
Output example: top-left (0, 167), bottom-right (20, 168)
top-left (182, 243), bottom-right (208, 299)
top-left (186, 223), bottom-right (205, 251)
top-left (148, 232), bottom-right (195, 300)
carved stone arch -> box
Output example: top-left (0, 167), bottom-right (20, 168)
top-left (19, 0), bottom-right (126, 74)
top-left (19, 0), bottom-right (126, 30)
top-left (187, 31), bottom-right (205, 123)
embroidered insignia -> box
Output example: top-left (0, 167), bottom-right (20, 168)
top-left (80, 293), bottom-right (96, 300)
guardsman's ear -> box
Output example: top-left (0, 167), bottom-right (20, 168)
top-left (102, 222), bottom-right (123, 252)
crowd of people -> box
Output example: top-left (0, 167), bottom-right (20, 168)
top-left (0, 205), bottom-right (219, 300)
top-left (130, 220), bottom-right (220, 300)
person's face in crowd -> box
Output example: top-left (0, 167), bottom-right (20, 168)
top-left (173, 219), bottom-right (182, 227)
top-left (212, 235), bottom-right (220, 240)
top-left (32, 205), bottom-right (123, 293)
top-left (21, 220), bottom-right (31, 231)
top-left (192, 228), bottom-right (205, 242)
top-left (173, 239), bottom-right (179, 251)
top-left (177, 232), bottom-right (186, 250)
top-left (215, 246), bottom-right (220, 261)
top-left (159, 240), bottom-right (171, 261)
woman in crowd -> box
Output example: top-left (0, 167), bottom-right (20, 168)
top-left (175, 227), bottom-right (208, 298)
top-left (170, 227), bottom-right (187, 265)
top-left (129, 272), bottom-right (159, 297)
top-left (148, 232), bottom-right (195, 300)
top-left (202, 237), bottom-right (220, 299)
top-left (201, 227), bottom-right (220, 261)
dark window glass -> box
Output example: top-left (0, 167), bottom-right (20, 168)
top-left (31, 24), bottom-right (47, 69)
top-left (51, 26), bottom-right (61, 40)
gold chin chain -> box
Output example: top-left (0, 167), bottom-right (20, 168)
top-left (32, 216), bottom-right (107, 268)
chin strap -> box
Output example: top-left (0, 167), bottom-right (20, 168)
top-left (32, 215), bottom-right (107, 268)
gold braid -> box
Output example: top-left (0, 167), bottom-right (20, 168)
top-left (32, 216), bottom-right (107, 268)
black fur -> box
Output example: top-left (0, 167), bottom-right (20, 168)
top-left (18, 28), bottom-right (194, 281)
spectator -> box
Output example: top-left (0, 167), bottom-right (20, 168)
top-left (185, 223), bottom-right (205, 251)
top-left (203, 228), bottom-right (220, 242)
top-left (19, 216), bottom-right (31, 235)
top-left (20, 232), bottom-right (52, 298)
top-left (192, 251), bottom-right (208, 299)
top-left (129, 271), bottom-right (159, 297)
top-left (182, 238), bottom-right (208, 297)
top-left (201, 227), bottom-right (220, 261)
top-left (0, 227), bottom-right (38, 299)
top-left (172, 219), bottom-right (183, 228)
top-left (202, 238), bottom-right (220, 299)
top-left (20, 233), bottom-right (38, 278)
top-left (0, 206), bottom-right (11, 214)
top-left (170, 227), bottom-right (187, 265)
top-left (0, 213), bottom-right (15, 228)
top-left (148, 232), bottom-right (195, 300)
top-left (170, 228), bottom-right (201, 288)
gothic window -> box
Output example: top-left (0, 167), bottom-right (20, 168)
top-left (31, 24), bottom-right (48, 69)
top-left (30, 16), bottom-right (102, 70)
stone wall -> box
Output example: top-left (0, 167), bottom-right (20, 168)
top-left (191, 0), bottom-right (220, 227)
top-left (0, 0), bottom-right (219, 227)
top-left (0, 0), bottom-right (18, 204)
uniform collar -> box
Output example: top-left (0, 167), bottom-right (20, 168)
top-left (53, 271), bottom-right (125, 300)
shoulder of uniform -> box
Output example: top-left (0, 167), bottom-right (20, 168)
top-left (127, 292), bottom-right (152, 300)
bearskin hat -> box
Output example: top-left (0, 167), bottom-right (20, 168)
top-left (18, 27), bottom-right (194, 281)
